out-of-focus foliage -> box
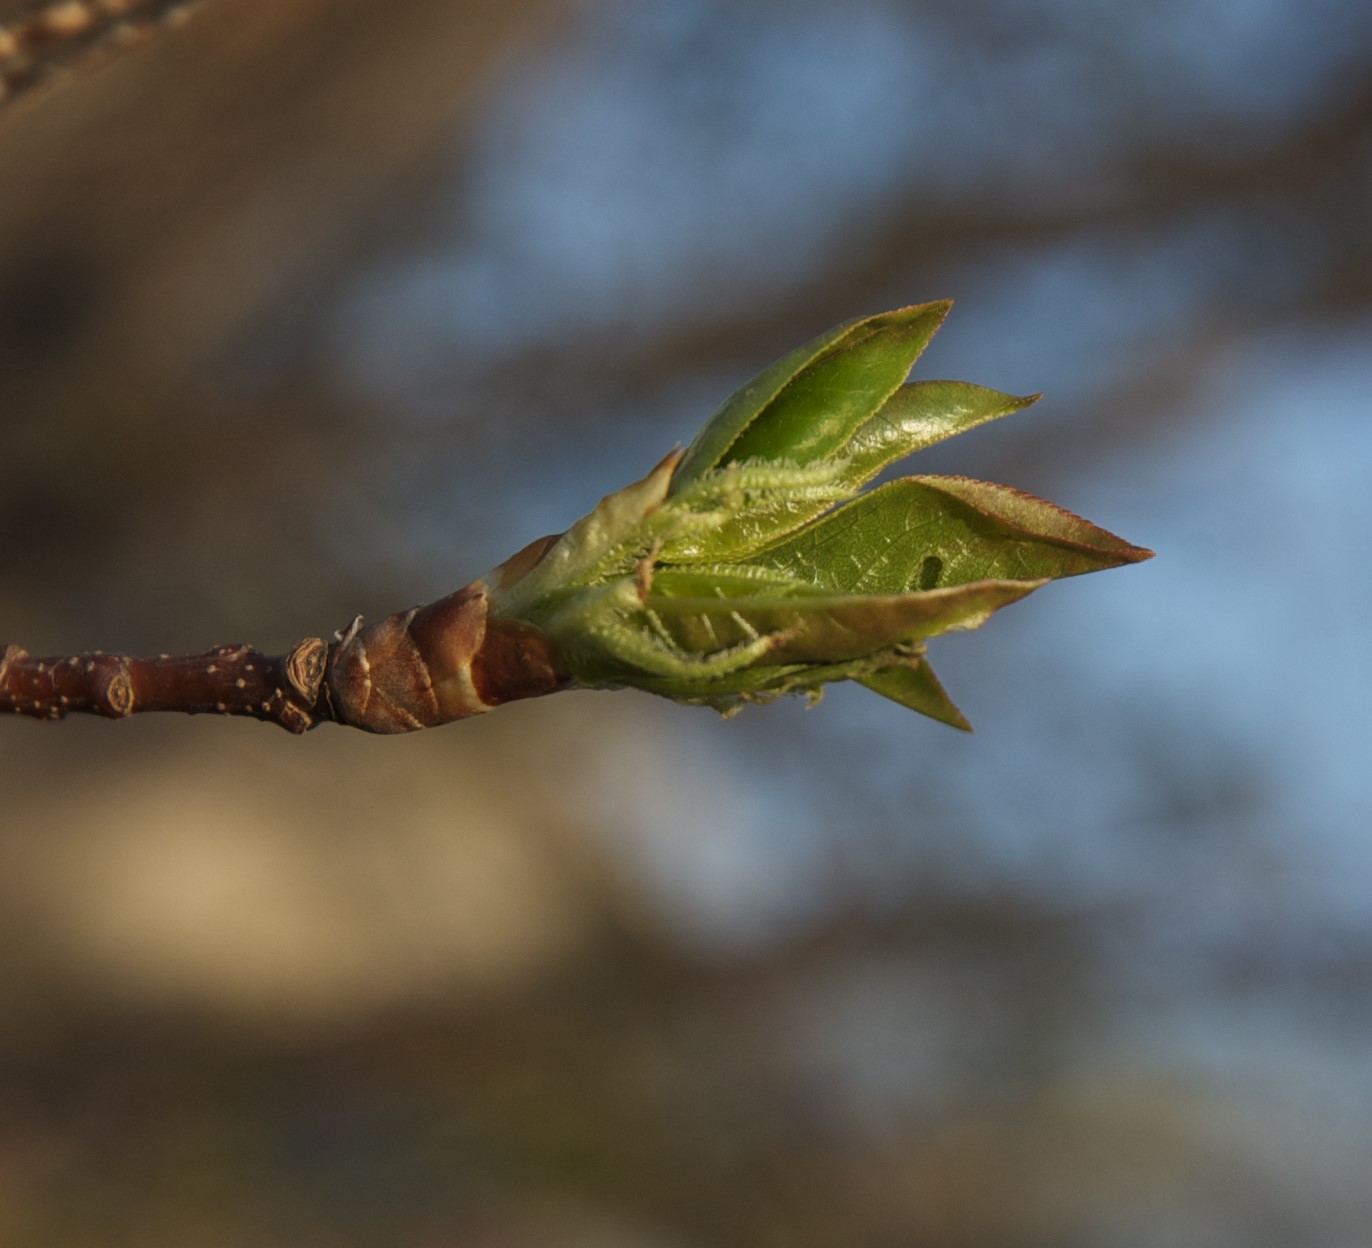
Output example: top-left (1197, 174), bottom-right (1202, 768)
top-left (3, 1), bottom-right (1372, 1245)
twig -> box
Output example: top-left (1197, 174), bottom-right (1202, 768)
top-left (0, 580), bottom-right (571, 734)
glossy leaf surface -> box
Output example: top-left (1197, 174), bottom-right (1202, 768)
top-left (672, 302), bottom-right (949, 488)
top-left (720, 303), bottom-right (949, 467)
top-left (843, 382), bottom-right (1039, 486)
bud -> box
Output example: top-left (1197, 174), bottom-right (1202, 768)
top-left (478, 303), bottom-right (1151, 729)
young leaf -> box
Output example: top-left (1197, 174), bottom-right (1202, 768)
top-left (750, 476), bottom-right (1152, 594)
top-left (629, 652), bottom-right (914, 706)
top-left (671, 301), bottom-right (950, 489)
top-left (907, 476), bottom-right (1155, 561)
top-left (658, 383), bottom-right (1040, 564)
top-left (644, 565), bottom-right (825, 600)
top-left (495, 449), bottom-right (681, 614)
top-left (720, 303), bottom-right (951, 467)
top-left (857, 659), bottom-right (972, 731)
top-left (656, 489), bottom-right (855, 564)
top-left (645, 579), bottom-right (1043, 662)
top-left (843, 381), bottom-right (1040, 486)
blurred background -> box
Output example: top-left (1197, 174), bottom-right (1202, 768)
top-left (2, 0), bottom-right (1371, 1243)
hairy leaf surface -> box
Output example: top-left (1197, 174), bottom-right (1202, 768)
top-left (646, 579), bottom-right (1041, 662)
top-left (751, 477), bottom-right (1150, 593)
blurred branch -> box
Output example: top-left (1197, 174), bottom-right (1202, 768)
top-left (0, 0), bottom-right (566, 419)
top-left (0, 0), bottom-right (569, 635)
top-left (0, 0), bottom-right (208, 115)
top-left (525, 77), bottom-right (1372, 402)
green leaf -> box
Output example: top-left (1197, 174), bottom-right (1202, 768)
top-left (857, 660), bottom-right (972, 731)
top-left (495, 448), bottom-right (681, 614)
top-left (672, 302), bottom-right (950, 489)
top-left (909, 476), bottom-right (1155, 562)
top-left (645, 565), bottom-right (824, 599)
top-left (844, 381), bottom-right (1039, 486)
top-left (657, 490), bottom-right (854, 565)
top-left (646, 579), bottom-right (1042, 663)
top-left (751, 476), bottom-right (1152, 594)
top-left (722, 303), bottom-right (950, 467)
top-left (629, 652), bottom-right (907, 705)
top-left (658, 382), bottom-right (1036, 565)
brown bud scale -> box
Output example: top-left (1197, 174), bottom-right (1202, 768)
top-left (325, 581), bottom-right (569, 734)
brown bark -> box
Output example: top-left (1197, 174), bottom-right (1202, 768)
top-left (0, 578), bottom-right (571, 734)
top-left (0, 637), bottom-right (329, 732)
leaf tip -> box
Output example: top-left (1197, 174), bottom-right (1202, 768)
top-left (653, 444), bottom-right (685, 480)
top-left (907, 297), bottom-right (953, 330)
